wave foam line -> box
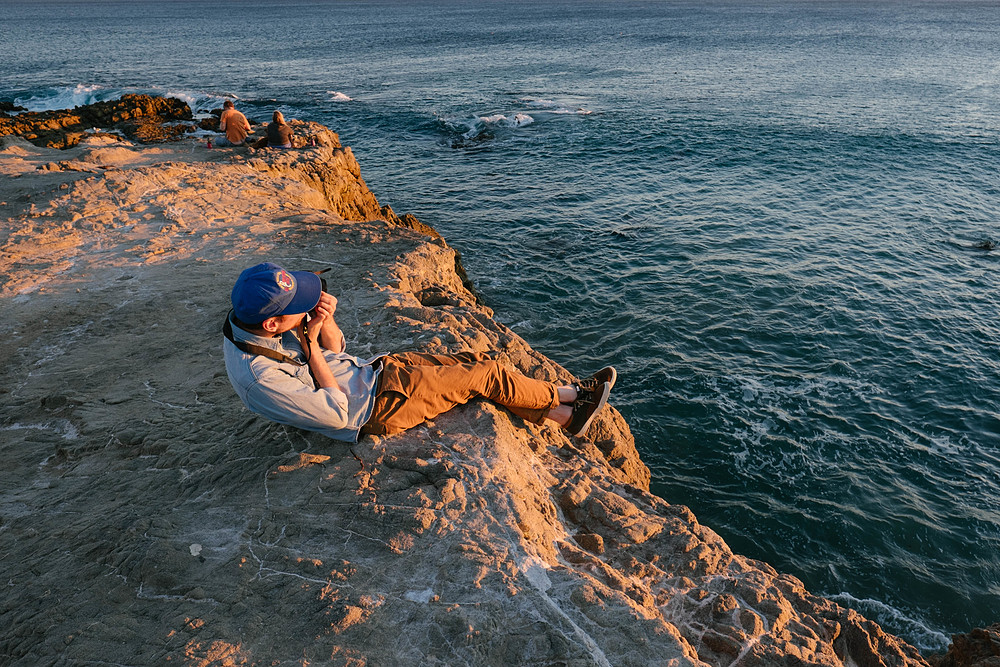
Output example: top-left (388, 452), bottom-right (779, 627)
top-left (827, 592), bottom-right (950, 652)
top-left (16, 84), bottom-right (110, 112)
top-left (13, 84), bottom-right (242, 115)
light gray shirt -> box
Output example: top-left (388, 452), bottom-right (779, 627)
top-left (223, 317), bottom-right (381, 442)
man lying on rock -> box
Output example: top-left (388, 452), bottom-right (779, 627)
top-left (223, 262), bottom-right (615, 442)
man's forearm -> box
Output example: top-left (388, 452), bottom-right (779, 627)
top-left (307, 339), bottom-right (339, 389)
top-left (320, 321), bottom-right (346, 353)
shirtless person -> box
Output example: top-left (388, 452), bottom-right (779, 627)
top-left (217, 100), bottom-right (251, 147)
top-left (223, 262), bottom-right (615, 442)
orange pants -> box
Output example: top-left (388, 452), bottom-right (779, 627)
top-left (360, 351), bottom-right (560, 436)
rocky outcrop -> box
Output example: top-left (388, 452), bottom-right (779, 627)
top-left (246, 141), bottom-right (441, 237)
top-left (243, 138), bottom-right (479, 299)
top-left (0, 103), bottom-right (938, 666)
top-left (929, 625), bottom-right (1000, 667)
top-left (0, 101), bottom-right (27, 116)
top-left (0, 93), bottom-right (192, 148)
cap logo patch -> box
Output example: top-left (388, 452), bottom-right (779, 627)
top-left (276, 270), bottom-right (295, 292)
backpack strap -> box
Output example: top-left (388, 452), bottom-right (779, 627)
top-left (222, 311), bottom-right (304, 367)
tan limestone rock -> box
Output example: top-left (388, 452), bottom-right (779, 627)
top-left (0, 122), bottom-right (939, 667)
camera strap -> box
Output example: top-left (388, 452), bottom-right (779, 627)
top-left (222, 311), bottom-right (304, 367)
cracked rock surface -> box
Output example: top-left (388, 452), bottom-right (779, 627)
top-left (0, 130), bottom-right (931, 666)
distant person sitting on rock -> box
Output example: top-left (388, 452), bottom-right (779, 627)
top-left (223, 262), bottom-right (615, 443)
top-left (217, 100), bottom-right (251, 147)
top-left (266, 111), bottom-right (294, 148)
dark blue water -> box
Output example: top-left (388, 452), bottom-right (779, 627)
top-left (5, 0), bottom-right (1000, 649)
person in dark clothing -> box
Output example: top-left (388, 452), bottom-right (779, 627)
top-left (267, 111), bottom-right (294, 148)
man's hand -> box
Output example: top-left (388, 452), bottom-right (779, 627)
top-left (296, 294), bottom-right (341, 390)
top-left (310, 292), bottom-right (346, 353)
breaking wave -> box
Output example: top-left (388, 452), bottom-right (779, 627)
top-left (826, 593), bottom-right (951, 653)
top-left (475, 113), bottom-right (534, 130)
top-left (438, 112), bottom-right (534, 147)
top-left (15, 84), bottom-right (115, 111)
top-left (12, 84), bottom-right (241, 115)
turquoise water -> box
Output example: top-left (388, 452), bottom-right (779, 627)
top-left (4, 0), bottom-right (1000, 649)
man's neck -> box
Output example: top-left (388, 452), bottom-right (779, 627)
top-left (231, 315), bottom-right (271, 338)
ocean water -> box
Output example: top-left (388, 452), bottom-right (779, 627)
top-left (4, 0), bottom-right (999, 650)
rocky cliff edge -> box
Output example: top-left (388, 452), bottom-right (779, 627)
top-left (0, 106), bottom-right (937, 665)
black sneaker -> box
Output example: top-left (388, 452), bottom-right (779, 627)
top-left (573, 366), bottom-right (617, 396)
top-left (564, 381), bottom-right (611, 438)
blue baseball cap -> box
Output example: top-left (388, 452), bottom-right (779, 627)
top-left (231, 262), bottom-right (322, 324)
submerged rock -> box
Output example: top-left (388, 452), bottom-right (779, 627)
top-left (0, 101), bottom-right (28, 116)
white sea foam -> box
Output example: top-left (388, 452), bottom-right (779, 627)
top-left (464, 113), bottom-right (534, 139)
top-left (164, 90), bottom-right (241, 113)
top-left (16, 84), bottom-right (110, 112)
top-left (477, 113), bottom-right (534, 128)
top-left (162, 89), bottom-right (238, 112)
top-left (448, 112), bottom-right (536, 142)
top-left (12, 84), bottom-right (239, 115)
top-left (327, 91), bottom-right (353, 102)
top-left (161, 90), bottom-right (200, 109)
top-left (924, 434), bottom-right (964, 457)
top-left (521, 97), bottom-right (592, 115)
top-left (826, 592), bottom-right (950, 652)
